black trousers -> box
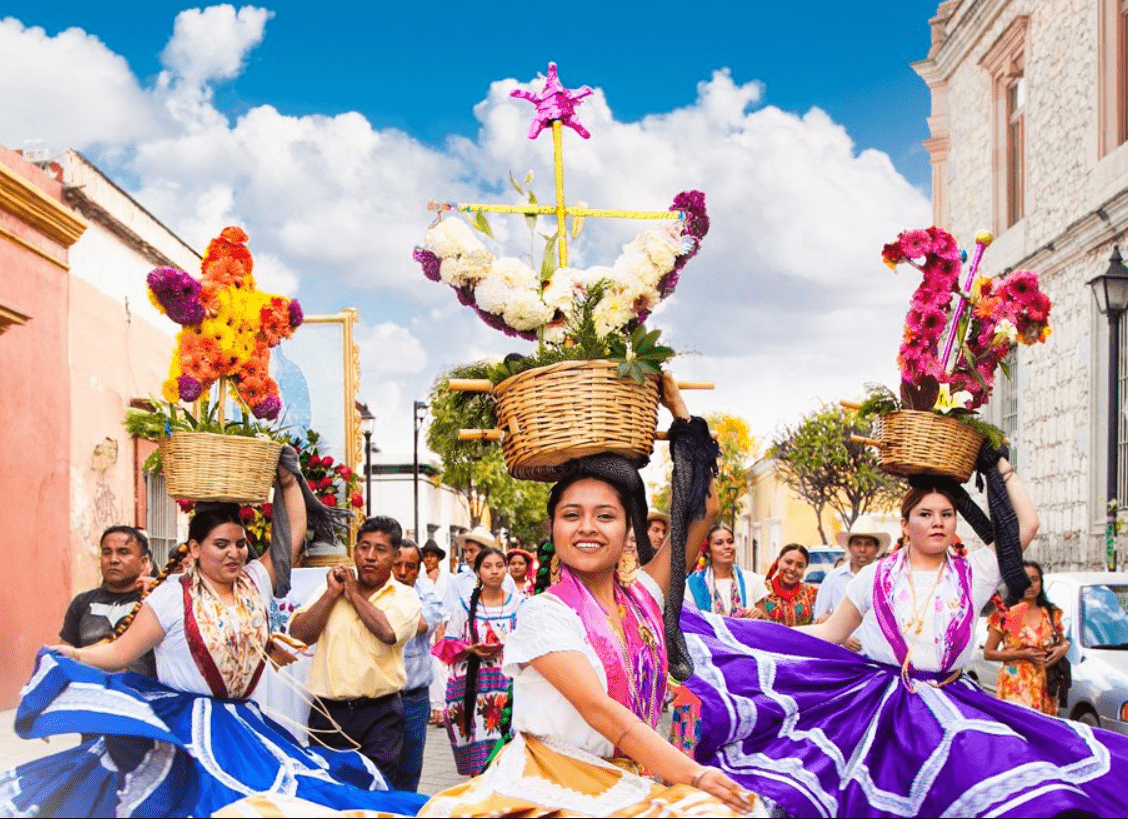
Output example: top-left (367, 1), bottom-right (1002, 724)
top-left (310, 692), bottom-right (405, 790)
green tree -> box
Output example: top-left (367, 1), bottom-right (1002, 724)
top-left (769, 404), bottom-right (903, 544)
top-left (648, 412), bottom-right (757, 529)
top-left (425, 368), bottom-right (549, 542)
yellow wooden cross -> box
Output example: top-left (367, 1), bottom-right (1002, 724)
top-left (428, 64), bottom-right (682, 268)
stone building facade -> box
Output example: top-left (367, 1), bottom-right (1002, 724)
top-left (915, 0), bottom-right (1128, 569)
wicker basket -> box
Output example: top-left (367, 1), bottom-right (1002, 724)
top-left (493, 360), bottom-right (660, 481)
top-left (160, 431), bottom-right (284, 503)
top-left (876, 410), bottom-right (984, 482)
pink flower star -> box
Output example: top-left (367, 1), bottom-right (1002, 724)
top-left (511, 62), bottom-right (594, 140)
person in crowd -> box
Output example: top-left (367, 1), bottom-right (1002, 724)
top-left (392, 539), bottom-right (445, 791)
top-left (506, 547), bottom-right (536, 596)
top-left (754, 543), bottom-right (818, 626)
top-left (685, 524), bottom-right (767, 617)
top-left (289, 515), bottom-right (423, 791)
top-left (59, 525), bottom-right (156, 677)
top-left (647, 510), bottom-right (670, 552)
top-left (812, 516), bottom-right (888, 651)
top-left (984, 559), bottom-right (1070, 715)
top-left (12, 460), bottom-right (424, 817)
top-left (444, 526), bottom-right (517, 614)
top-left (680, 451), bottom-right (1128, 817)
top-left (421, 538), bottom-right (452, 726)
top-left (420, 375), bottom-right (755, 816)
top-left (432, 546), bottom-right (520, 776)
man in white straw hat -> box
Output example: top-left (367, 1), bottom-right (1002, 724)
top-left (442, 525), bottom-right (517, 616)
top-left (812, 515), bottom-right (890, 651)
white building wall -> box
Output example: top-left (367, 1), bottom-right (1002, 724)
top-left (917, 0), bottom-right (1128, 568)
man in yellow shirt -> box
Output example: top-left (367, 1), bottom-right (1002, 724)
top-left (290, 516), bottom-right (422, 789)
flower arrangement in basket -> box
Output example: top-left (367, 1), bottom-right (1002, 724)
top-left (170, 429), bottom-right (365, 554)
top-left (135, 226), bottom-right (304, 503)
top-left (854, 226), bottom-right (1052, 481)
top-left (413, 63), bottom-right (711, 480)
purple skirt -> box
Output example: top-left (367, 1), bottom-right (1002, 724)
top-left (681, 607), bottom-right (1128, 818)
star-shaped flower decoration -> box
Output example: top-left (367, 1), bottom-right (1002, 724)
top-left (510, 62), bottom-right (594, 140)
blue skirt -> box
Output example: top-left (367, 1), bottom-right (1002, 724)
top-left (681, 608), bottom-right (1128, 818)
top-left (0, 651), bottom-right (426, 817)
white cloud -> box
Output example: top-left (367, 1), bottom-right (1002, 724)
top-left (0, 11), bottom-right (932, 464)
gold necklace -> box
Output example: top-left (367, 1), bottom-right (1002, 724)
top-left (903, 552), bottom-right (948, 637)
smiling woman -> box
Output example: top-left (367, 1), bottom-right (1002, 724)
top-left (755, 543), bottom-right (818, 626)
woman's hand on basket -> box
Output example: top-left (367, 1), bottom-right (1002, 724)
top-left (276, 462), bottom-right (297, 488)
top-left (659, 372), bottom-right (690, 421)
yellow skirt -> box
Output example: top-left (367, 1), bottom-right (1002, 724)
top-left (418, 732), bottom-right (756, 817)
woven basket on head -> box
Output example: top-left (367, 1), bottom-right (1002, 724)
top-left (876, 410), bottom-right (984, 483)
top-left (160, 431), bottom-right (284, 503)
top-left (493, 360), bottom-right (660, 482)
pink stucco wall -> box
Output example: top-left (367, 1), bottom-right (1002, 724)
top-left (0, 149), bottom-right (74, 706)
top-left (69, 277), bottom-right (173, 593)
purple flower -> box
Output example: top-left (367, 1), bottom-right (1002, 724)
top-left (288, 299), bottom-right (304, 328)
top-left (147, 267), bottom-right (204, 326)
top-left (177, 375), bottom-right (202, 402)
top-left (671, 190), bottom-right (710, 240)
top-left (413, 248), bottom-right (442, 282)
top-left (474, 306), bottom-right (536, 340)
top-left (254, 395), bottom-right (282, 420)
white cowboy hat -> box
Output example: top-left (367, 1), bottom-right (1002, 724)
top-left (834, 515), bottom-right (891, 551)
top-left (460, 525), bottom-right (498, 550)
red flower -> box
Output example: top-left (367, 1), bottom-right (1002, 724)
top-left (351, 492), bottom-right (364, 508)
top-left (321, 494), bottom-right (338, 507)
top-left (262, 502), bottom-right (273, 518)
top-left (308, 455), bottom-right (321, 468)
top-left (239, 506), bottom-right (256, 522)
top-left (176, 499), bottom-right (196, 513)
top-left (336, 465), bottom-right (353, 481)
top-left (319, 476), bottom-right (335, 491)
top-left (321, 455), bottom-right (335, 468)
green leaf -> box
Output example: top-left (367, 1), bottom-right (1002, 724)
top-left (527, 191), bottom-right (537, 206)
top-left (541, 232), bottom-right (559, 281)
top-left (468, 211), bottom-right (494, 238)
top-left (508, 172), bottom-right (524, 195)
top-left (524, 169), bottom-right (534, 185)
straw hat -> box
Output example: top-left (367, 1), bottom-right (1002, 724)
top-left (835, 515), bottom-right (891, 551)
top-left (461, 525), bottom-right (498, 550)
top-left (647, 510), bottom-right (670, 526)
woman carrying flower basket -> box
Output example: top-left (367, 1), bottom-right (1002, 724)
top-left (1, 461), bottom-right (426, 818)
top-left (419, 377), bottom-right (760, 817)
top-left (672, 228), bottom-right (1128, 817)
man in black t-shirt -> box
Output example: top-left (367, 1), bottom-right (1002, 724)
top-left (60, 525), bottom-right (157, 677)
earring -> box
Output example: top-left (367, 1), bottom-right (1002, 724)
top-left (550, 553), bottom-right (561, 585)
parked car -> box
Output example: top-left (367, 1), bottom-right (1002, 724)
top-left (966, 572), bottom-right (1128, 735)
top-left (803, 546), bottom-right (845, 585)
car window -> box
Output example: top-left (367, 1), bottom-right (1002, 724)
top-left (1081, 584), bottom-right (1128, 648)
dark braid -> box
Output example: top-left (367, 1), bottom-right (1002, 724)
top-left (533, 539), bottom-right (555, 594)
top-left (111, 543), bottom-right (190, 639)
top-left (461, 546), bottom-right (505, 735)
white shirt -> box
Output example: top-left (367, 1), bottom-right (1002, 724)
top-left (813, 562), bottom-right (858, 621)
top-left (443, 566), bottom-right (517, 618)
top-left (502, 573), bottom-right (665, 758)
top-left (145, 560), bottom-right (272, 696)
top-left (846, 547), bottom-right (1000, 672)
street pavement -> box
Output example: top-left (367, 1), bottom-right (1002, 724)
top-left (0, 708), bottom-right (465, 798)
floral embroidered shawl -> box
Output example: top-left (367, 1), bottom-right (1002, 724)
top-left (180, 568), bottom-right (269, 699)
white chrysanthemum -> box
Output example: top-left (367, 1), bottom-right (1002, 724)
top-left (474, 277), bottom-right (511, 315)
top-left (439, 258), bottom-right (465, 287)
top-left (491, 257), bottom-right (539, 289)
top-left (592, 293), bottom-right (634, 337)
top-left (542, 322), bottom-right (567, 345)
top-left (638, 229), bottom-right (680, 272)
top-left (424, 218), bottom-right (487, 259)
top-left (542, 267), bottom-right (582, 312)
top-left (503, 289), bottom-right (554, 331)
top-left (612, 244), bottom-right (662, 289)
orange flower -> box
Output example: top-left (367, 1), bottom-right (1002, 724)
top-left (237, 376), bottom-right (265, 405)
top-left (181, 350), bottom-right (210, 380)
top-left (203, 256), bottom-right (247, 288)
top-left (974, 295), bottom-right (1002, 320)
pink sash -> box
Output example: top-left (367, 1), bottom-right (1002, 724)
top-left (549, 567), bottom-right (666, 729)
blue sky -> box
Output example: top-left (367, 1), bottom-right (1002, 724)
top-left (7, 1), bottom-right (941, 189)
top-left (0, 2), bottom-right (939, 452)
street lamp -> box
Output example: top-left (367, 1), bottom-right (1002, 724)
top-left (413, 400), bottom-right (428, 541)
top-left (1087, 246), bottom-right (1128, 571)
top-left (359, 404), bottom-right (376, 517)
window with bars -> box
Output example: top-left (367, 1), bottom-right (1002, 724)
top-left (980, 16), bottom-right (1028, 234)
top-left (997, 350), bottom-right (1019, 470)
top-left (145, 472), bottom-right (179, 568)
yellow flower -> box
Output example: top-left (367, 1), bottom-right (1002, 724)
top-left (162, 378), bottom-right (180, 403)
top-left (933, 383), bottom-right (973, 415)
top-left (969, 276), bottom-right (990, 304)
top-left (975, 230), bottom-right (994, 246)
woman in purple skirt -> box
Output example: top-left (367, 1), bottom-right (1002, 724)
top-left (682, 453), bottom-right (1128, 817)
